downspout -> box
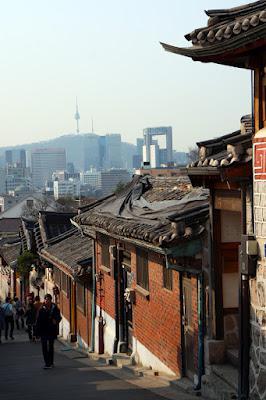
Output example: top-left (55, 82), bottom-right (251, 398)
top-left (89, 240), bottom-right (96, 353)
top-left (195, 272), bottom-right (204, 391)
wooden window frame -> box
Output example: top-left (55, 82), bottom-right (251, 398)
top-left (136, 248), bottom-right (149, 292)
top-left (76, 281), bottom-right (86, 315)
top-left (163, 263), bottom-right (173, 291)
top-left (101, 235), bottom-right (110, 269)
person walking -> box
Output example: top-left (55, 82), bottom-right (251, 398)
top-left (2, 297), bottom-right (15, 340)
top-left (14, 297), bottom-right (25, 330)
top-left (24, 298), bottom-right (36, 341)
top-left (0, 300), bottom-right (5, 344)
top-left (35, 294), bottom-right (61, 369)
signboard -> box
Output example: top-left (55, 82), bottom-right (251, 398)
top-left (254, 138), bottom-right (266, 181)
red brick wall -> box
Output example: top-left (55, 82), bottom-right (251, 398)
top-left (95, 239), bottom-right (115, 319)
top-left (95, 237), bottom-right (199, 376)
top-left (60, 291), bottom-right (70, 322)
top-left (76, 288), bottom-right (92, 345)
top-left (132, 250), bottom-right (183, 375)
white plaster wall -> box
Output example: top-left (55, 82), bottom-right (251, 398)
top-left (77, 334), bottom-right (88, 349)
top-left (95, 305), bottom-right (116, 355)
top-left (60, 315), bottom-right (70, 340)
top-left (0, 274), bottom-right (9, 301)
top-left (94, 306), bottom-right (176, 376)
top-left (132, 337), bottom-right (176, 376)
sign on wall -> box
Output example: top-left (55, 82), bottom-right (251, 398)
top-left (254, 138), bottom-right (266, 181)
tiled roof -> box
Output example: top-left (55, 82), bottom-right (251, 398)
top-left (41, 228), bottom-right (92, 279)
top-left (160, 1), bottom-right (266, 67)
top-left (0, 218), bottom-right (21, 234)
top-left (0, 240), bottom-right (21, 265)
top-left (187, 115), bottom-right (253, 169)
top-left (34, 211), bottom-right (76, 252)
top-left (74, 176), bottom-right (209, 248)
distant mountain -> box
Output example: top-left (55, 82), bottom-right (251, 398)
top-left (0, 133), bottom-right (137, 170)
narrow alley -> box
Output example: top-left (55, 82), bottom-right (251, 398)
top-left (0, 330), bottom-right (202, 400)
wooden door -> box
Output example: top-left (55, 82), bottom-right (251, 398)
top-left (121, 250), bottom-right (133, 354)
top-left (69, 279), bottom-right (77, 341)
top-left (182, 276), bottom-right (195, 378)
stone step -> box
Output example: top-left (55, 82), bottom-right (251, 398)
top-left (226, 348), bottom-right (238, 368)
top-left (112, 353), bottom-right (132, 367)
top-left (200, 364), bottom-right (238, 400)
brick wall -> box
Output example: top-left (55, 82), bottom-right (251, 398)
top-left (76, 288), bottom-right (92, 346)
top-left (95, 236), bottom-right (199, 377)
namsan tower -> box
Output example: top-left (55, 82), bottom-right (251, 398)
top-left (74, 97), bottom-right (80, 134)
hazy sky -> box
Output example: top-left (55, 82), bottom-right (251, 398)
top-left (0, 0), bottom-right (251, 151)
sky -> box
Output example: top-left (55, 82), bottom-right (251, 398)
top-left (0, 0), bottom-right (251, 151)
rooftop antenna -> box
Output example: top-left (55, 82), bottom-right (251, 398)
top-left (91, 117), bottom-right (94, 133)
top-left (74, 97), bottom-right (80, 134)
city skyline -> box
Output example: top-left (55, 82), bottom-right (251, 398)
top-left (0, 0), bottom-right (250, 151)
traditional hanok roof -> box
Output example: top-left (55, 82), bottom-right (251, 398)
top-left (188, 115), bottom-right (253, 170)
top-left (0, 218), bottom-right (21, 235)
top-left (34, 211), bottom-right (76, 253)
top-left (160, 1), bottom-right (266, 68)
top-left (0, 240), bottom-right (21, 266)
top-left (41, 228), bottom-right (92, 280)
top-left (74, 176), bottom-right (209, 248)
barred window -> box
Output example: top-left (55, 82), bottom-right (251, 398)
top-left (76, 282), bottom-right (86, 314)
top-left (101, 235), bottom-right (110, 268)
top-left (136, 248), bottom-right (149, 291)
top-left (163, 263), bottom-right (173, 291)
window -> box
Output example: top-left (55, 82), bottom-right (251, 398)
top-left (136, 248), bottom-right (149, 291)
top-left (76, 282), bottom-right (86, 314)
top-left (163, 263), bottom-right (173, 290)
top-left (101, 235), bottom-right (110, 268)
top-left (26, 199), bottom-right (34, 208)
top-left (61, 271), bottom-right (68, 295)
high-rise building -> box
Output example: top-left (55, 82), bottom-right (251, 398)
top-left (143, 127), bottom-right (173, 166)
top-left (83, 134), bottom-right (100, 171)
top-left (5, 149), bottom-right (26, 167)
top-left (80, 169), bottom-right (100, 188)
top-left (99, 169), bottom-right (131, 196)
top-left (99, 134), bottom-right (122, 169)
top-left (31, 148), bottom-right (66, 188)
top-left (53, 179), bottom-right (80, 200)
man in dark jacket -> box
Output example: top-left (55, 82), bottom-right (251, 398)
top-left (36, 294), bottom-right (61, 369)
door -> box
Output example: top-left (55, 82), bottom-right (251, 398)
top-left (182, 275), bottom-right (195, 378)
top-left (69, 278), bottom-right (77, 341)
top-left (121, 250), bottom-right (133, 354)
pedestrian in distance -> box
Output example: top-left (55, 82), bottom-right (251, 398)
top-left (0, 299), bottom-right (5, 344)
top-left (24, 297), bottom-right (36, 341)
top-left (14, 296), bottom-right (25, 330)
top-left (35, 294), bottom-right (62, 369)
top-left (2, 297), bottom-right (15, 340)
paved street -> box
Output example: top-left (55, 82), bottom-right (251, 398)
top-left (0, 330), bottom-right (202, 400)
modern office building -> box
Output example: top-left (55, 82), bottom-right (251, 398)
top-left (5, 149), bottom-right (26, 168)
top-left (83, 134), bottom-right (100, 171)
top-left (31, 148), bottom-right (66, 188)
top-left (99, 134), bottom-right (122, 169)
top-left (143, 126), bottom-right (173, 166)
top-left (99, 169), bottom-right (131, 196)
top-left (53, 179), bottom-right (80, 200)
top-left (80, 170), bottom-right (100, 189)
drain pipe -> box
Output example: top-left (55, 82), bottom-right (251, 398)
top-left (89, 240), bottom-right (96, 353)
top-left (195, 272), bottom-right (205, 391)
top-left (113, 245), bottom-right (119, 354)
